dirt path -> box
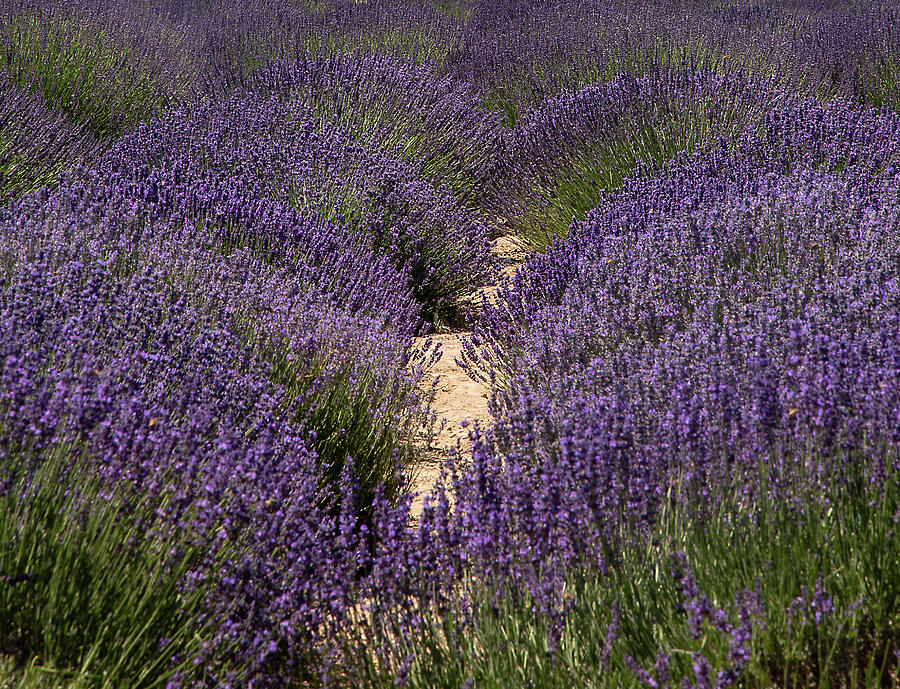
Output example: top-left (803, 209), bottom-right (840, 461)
top-left (408, 236), bottom-right (527, 518)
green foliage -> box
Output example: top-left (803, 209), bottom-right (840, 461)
top-left (513, 149), bottom-right (637, 252)
top-left (861, 57), bottom-right (900, 111)
top-left (516, 109), bottom-right (749, 252)
top-left (0, 446), bottom-right (235, 688)
top-left (269, 341), bottom-right (430, 516)
top-left (342, 454), bottom-right (900, 688)
top-left (0, 124), bottom-right (82, 204)
top-left (0, 9), bottom-right (194, 139)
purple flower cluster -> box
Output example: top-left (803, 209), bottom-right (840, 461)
top-left (0, 73), bottom-right (99, 201)
top-left (100, 87), bottom-right (493, 323)
top-left (493, 66), bottom-right (784, 242)
top-left (0, 147), bottom-right (430, 683)
top-left (245, 50), bottom-right (503, 213)
top-left (787, 573), bottom-right (835, 631)
top-left (0, 0), bottom-right (200, 139)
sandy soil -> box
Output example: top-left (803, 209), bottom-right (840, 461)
top-left (408, 333), bottom-right (488, 517)
top-left (407, 235), bottom-right (527, 518)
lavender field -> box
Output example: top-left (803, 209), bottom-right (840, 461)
top-left (1, 0), bottom-right (900, 686)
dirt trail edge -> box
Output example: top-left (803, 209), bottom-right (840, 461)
top-left (409, 236), bottom-right (527, 518)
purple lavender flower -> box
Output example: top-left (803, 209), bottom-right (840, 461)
top-left (99, 86), bottom-right (493, 324)
top-left (0, 137), bottom-right (430, 683)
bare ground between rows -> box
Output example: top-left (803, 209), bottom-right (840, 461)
top-left (408, 235), bottom-right (527, 518)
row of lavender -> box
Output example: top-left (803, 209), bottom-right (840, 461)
top-left (344, 89), bottom-right (900, 684)
top-left (469, 92), bottom-right (900, 548)
top-left (0, 0), bottom-right (899, 686)
top-left (3, 0), bottom-right (900, 208)
top-left (0, 54), bottom-right (502, 685)
top-left (0, 124), bottom-right (422, 685)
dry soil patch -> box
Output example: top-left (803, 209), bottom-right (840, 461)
top-left (407, 235), bottom-right (528, 517)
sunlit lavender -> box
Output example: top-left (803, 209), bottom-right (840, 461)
top-left (1, 1), bottom-right (899, 687)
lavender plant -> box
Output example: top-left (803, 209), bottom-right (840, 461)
top-left (310, 0), bottom-right (463, 67)
top-left (0, 164), bottom-right (432, 684)
top-left (470, 101), bottom-right (900, 513)
top-left (442, 0), bottom-right (619, 123)
top-left (0, 74), bottom-right (98, 202)
top-left (101, 91), bottom-right (493, 325)
top-left (341, 434), bottom-right (900, 688)
top-left (0, 449), bottom-right (235, 687)
top-left (198, 0), bottom-right (465, 93)
top-left (245, 51), bottom-right (503, 214)
top-left (495, 66), bottom-right (783, 250)
top-left (0, 0), bottom-right (199, 139)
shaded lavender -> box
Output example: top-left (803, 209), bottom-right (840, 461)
top-left (0, 73), bottom-right (99, 201)
top-left (787, 573), bottom-right (835, 631)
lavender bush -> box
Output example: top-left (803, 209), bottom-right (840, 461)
top-left (0, 74), bottom-right (98, 202)
top-left (468, 96), bottom-right (900, 522)
top-left (343, 432), bottom-right (900, 688)
top-left (244, 51), bottom-right (503, 214)
top-left (0, 163), bottom-right (432, 684)
top-left (1, 1), bottom-right (900, 687)
top-left (0, 0), bottom-right (199, 139)
top-left (0, 449), bottom-right (231, 687)
top-left (495, 66), bottom-right (784, 249)
top-left (197, 0), bottom-right (466, 94)
top-left (307, 0), bottom-right (465, 67)
top-left (439, 0), bottom-right (631, 123)
top-left (101, 90), bottom-right (493, 325)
